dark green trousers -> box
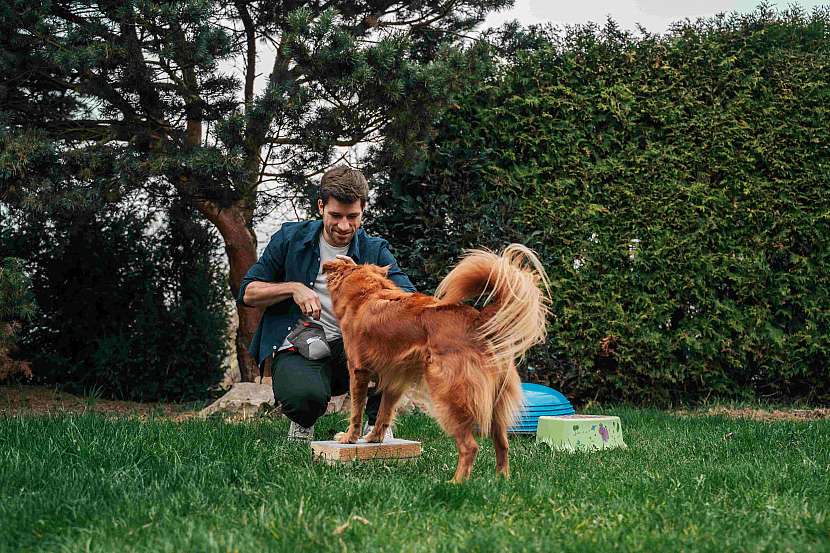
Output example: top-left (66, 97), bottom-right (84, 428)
top-left (272, 338), bottom-right (380, 428)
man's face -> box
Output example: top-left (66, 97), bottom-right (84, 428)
top-left (319, 197), bottom-right (363, 247)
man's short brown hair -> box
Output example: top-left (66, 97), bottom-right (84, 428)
top-left (319, 166), bottom-right (369, 207)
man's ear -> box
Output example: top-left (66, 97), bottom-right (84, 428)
top-left (318, 198), bottom-right (324, 216)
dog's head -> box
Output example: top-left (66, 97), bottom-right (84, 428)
top-left (321, 258), bottom-right (359, 293)
top-left (323, 260), bottom-right (391, 298)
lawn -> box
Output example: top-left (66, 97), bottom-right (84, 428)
top-left (1, 407), bottom-right (828, 552)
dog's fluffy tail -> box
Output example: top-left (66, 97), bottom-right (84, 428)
top-left (434, 244), bottom-right (551, 369)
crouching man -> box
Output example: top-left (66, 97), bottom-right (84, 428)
top-left (238, 166), bottom-right (416, 441)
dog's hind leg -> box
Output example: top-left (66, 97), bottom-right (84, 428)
top-left (364, 388), bottom-right (403, 443)
top-left (424, 357), bottom-right (480, 483)
top-left (491, 419), bottom-right (510, 479)
top-left (449, 423), bottom-right (479, 483)
top-left (491, 367), bottom-right (522, 479)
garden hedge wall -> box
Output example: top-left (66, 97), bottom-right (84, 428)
top-left (369, 8), bottom-right (830, 404)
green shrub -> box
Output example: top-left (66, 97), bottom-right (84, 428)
top-left (0, 255), bottom-right (36, 380)
top-left (0, 199), bottom-right (228, 401)
top-left (369, 7), bottom-right (830, 404)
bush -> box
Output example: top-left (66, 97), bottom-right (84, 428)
top-left (0, 256), bottom-right (36, 380)
top-left (0, 199), bottom-right (228, 401)
top-left (368, 7), bottom-right (830, 404)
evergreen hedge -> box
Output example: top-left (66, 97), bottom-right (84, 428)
top-left (0, 200), bottom-right (229, 401)
top-left (369, 7), bottom-right (830, 404)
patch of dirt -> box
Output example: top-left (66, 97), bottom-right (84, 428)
top-left (679, 405), bottom-right (830, 422)
top-left (0, 385), bottom-right (201, 421)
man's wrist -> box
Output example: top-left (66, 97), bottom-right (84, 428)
top-left (244, 280), bottom-right (300, 307)
top-left (288, 282), bottom-right (303, 295)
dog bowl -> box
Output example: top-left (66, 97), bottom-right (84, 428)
top-left (536, 415), bottom-right (627, 452)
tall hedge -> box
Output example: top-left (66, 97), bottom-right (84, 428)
top-left (369, 7), bottom-right (830, 404)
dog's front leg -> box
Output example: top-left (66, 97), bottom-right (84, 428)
top-left (364, 389), bottom-right (403, 443)
top-left (338, 365), bottom-right (371, 444)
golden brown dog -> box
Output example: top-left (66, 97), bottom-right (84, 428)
top-left (323, 244), bottom-right (550, 482)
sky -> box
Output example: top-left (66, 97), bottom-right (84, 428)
top-left (482, 0), bottom-right (828, 33)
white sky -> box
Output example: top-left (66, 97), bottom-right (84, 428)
top-left (483, 0), bottom-right (828, 33)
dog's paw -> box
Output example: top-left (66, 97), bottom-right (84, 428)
top-left (337, 432), bottom-right (359, 444)
top-left (363, 431), bottom-right (384, 443)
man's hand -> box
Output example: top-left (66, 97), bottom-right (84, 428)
top-left (335, 255), bottom-right (357, 265)
top-left (293, 284), bottom-right (322, 320)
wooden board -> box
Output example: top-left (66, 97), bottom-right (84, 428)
top-left (311, 438), bottom-right (422, 464)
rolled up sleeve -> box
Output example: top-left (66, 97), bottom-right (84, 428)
top-left (237, 228), bottom-right (287, 307)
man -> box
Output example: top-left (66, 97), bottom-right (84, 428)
top-left (238, 166), bottom-right (416, 441)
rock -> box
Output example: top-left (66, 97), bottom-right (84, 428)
top-left (326, 394), bottom-right (349, 414)
top-left (397, 389), bottom-right (432, 415)
top-left (199, 382), bottom-right (432, 421)
top-left (324, 388), bottom-right (431, 417)
top-left (199, 382), bottom-right (277, 419)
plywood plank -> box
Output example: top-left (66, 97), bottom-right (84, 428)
top-left (311, 438), bottom-right (422, 464)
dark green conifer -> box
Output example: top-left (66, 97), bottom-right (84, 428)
top-left (0, 1), bottom-right (511, 379)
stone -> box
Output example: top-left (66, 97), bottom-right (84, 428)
top-left (326, 393), bottom-right (349, 414)
top-left (397, 387), bottom-right (433, 414)
top-left (199, 382), bottom-right (276, 419)
top-left (199, 382), bottom-right (432, 421)
top-left (323, 388), bottom-right (432, 416)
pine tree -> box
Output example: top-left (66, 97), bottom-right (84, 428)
top-left (0, 0), bottom-right (511, 380)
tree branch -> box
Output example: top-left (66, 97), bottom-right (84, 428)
top-left (377, 0), bottom-right (460, 29)
top-left (35, 119), bottom-right (171, 144)
top-left (261, 149), bottom-right (350, 181)
top-left (115, 6), bottom-right (165, 123)
top-left (264, 130), bottom-right (381, 147)
top-left (233, 0), bottom-right (257, 111)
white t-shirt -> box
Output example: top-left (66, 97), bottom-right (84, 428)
top-left (278, 235), bottom-right (348, 351)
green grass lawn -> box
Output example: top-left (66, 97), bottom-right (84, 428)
top-left (1, 408), bottom-right (828, 552)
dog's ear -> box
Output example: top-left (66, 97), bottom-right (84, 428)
top-left (323, 259), bottom-right (359, 275)
top-left (322, 260), bottom-right (341, 274)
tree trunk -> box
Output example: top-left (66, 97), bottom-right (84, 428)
top-left (196, 200), bottom-right (262, 382)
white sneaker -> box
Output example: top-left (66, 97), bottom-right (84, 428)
top-left (288, 420), bottom-right (314, 441)
top-left (362, 422), bottom-right (394, 441)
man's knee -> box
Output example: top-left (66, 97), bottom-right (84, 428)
top-left (275, 386), bottom-right (328, 427)
top-left (272, 358), bottom-right (330, 427)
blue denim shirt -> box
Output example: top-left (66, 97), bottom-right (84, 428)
top-left (238, 220), bottom-right (416, 366)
